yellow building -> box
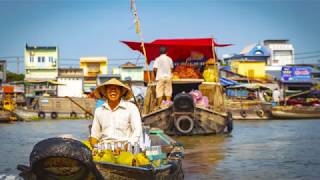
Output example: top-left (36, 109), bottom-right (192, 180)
top-left (231, 61), bottom-right (266, 79)
top-left (80, 57), bottom-right (108, 92)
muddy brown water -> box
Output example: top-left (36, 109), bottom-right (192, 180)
top-left (0, 119), bottom-right (320, 179)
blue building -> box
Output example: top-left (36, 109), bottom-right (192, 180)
top-left (223, 43), bottom-right (271, 65)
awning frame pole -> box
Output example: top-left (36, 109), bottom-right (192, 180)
top-left (131, 0), bottom-right (151, 83)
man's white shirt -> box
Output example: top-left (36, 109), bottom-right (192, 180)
top-left (91, 101), bottom-right (142, 144)
top-left (153, 54), bottom-right (173, 80)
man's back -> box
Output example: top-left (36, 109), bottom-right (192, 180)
top-left (153, 54), bottom-right (173, 80)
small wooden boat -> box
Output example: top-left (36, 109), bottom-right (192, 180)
top-left (226, 100), bottom-right (272, 120)
top-left (17, 129), bottom-right (184, 180)
top-left (0, 109), bottom-right (13, 123)
top-left (225, 83), bottom-right (272, 120)
top-left (272, 105), bottom-right (320, 119)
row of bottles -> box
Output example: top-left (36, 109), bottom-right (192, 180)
top-left (94, 141), bottom-right (141, 155)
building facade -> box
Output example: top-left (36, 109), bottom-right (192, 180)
top-left (0, 60), bottom-right (7, 84)
top-left (80, 57), bottom-right (108, 93)
top-left (231, 61), bottom-right (266, 80)
top-left (24, 44), bottom-right (59, 80)
top-left (57, 68), bottom-right (84, 97)
top-left (113, 62), bottom-right (144, 81)
top-left (263, 39), bottom-right (294, 66)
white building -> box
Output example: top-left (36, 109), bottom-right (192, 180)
top-left (24, 44), bottom-right (59, 80)
top-left (0, 60), bottom-right (7, 84)
top-left (263, 40), bottom-right (294, 66)
top-left (57, 68), bottom-right (84, 97)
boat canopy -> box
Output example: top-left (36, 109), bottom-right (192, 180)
top-left (121, 38), bottom-right (232, 63)
top-left (220, 77), bottom-right (239, 86)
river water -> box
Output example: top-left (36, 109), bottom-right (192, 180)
top-left (0, 119), bottom-right (320, 179)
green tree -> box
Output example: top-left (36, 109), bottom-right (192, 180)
top-left (6, 71), bottom-right (25, 82)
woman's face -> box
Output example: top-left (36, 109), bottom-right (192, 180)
top-left (106, 85), bottom-right (122, 102)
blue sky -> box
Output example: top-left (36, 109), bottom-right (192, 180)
top-left (1, 0), bottom-right (320, 72)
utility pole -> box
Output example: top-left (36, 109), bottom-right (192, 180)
top-left (16, 57), bottom-right (20, 74)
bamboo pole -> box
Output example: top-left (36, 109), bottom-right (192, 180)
top-left (211, 38), bottom-right (220, 83)
top-left (130, 0), bottom-right (151, 83)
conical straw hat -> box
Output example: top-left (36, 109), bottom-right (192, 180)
top-left (94, 78), bottom-right (133, 100)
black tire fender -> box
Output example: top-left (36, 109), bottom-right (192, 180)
top-left (29, 137), bottom-right (102, 180)
top-left (50, 112), bottom-right (58, 119)
top-left (174, 115), bottom-right (194, 134)
top-left (240, 110), bottom-right (247, 118)
top-left (38, 111), bottom-right (45, 119)
top-left (70, 112), bottom-right (77, 118)
top-left (227, 112), bottom-right (233, 133)
top-left (256, 109), bottom-right (265, 117)
top-left (173, 93), bottom-right (194, 112)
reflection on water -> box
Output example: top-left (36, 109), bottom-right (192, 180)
top-left (176, 135), bottom-right (227, 176)
top-left (1, 119), bottom-right (320, 179)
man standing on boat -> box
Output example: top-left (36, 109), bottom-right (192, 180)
top-left (89, 78), bottom-right (142, 147)
top-left (153, 46), bottom-right (174, 106)
top-left (272, 88), bottom-right (281, 106)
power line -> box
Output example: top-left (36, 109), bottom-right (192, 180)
top-left (295, 50), bottom-right (320, 56)
top-left (295, 55), bottom-right (320, 60)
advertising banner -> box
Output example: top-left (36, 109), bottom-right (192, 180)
top-left (281, 66), bottom-right (312, 82)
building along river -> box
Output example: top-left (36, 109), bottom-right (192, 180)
top-left (0, 119), bottom-right (320, 179)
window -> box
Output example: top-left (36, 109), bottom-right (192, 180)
top-left (38, 57), bottom-right (41, 62)
top-left (42, 57), bottom-right (45, 62)
top-left (49, 57), bottom-right (53, 63)
top-left (30, 56), bottom-right (34, 62)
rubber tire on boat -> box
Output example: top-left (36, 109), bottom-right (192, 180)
top-left (227, 112), bottom-right (233, 133)
top-left (240, 110), bottom-right (247, 118)
top-left (51, 112), bottom-right (58, 119)
top-left (174, 115), bottom-right (194, 134)
top-left (256, 109), bottom-right (265, 117)
top-left (70, 112), bottom-right (77, 118)
top-left (173, 93), bottom-right (194, 112)
top-left (38, 111), bottom-right (45, 119)
top-left (29, 137), bottom-right (102, 180)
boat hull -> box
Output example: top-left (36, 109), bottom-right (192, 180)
top-left (272, 106), bottom-right (320, 119)
top-left (142, 106), bottom-right (231, 135)
top-left (226, 100), bottom-right (272, 120)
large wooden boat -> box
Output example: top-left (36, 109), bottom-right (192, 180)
top-left (142, 81), bottom-right (232, 135)
top-left (17, 129), bottom-right (184, 180)
top-left (15, 96), bottom-right (96, 120)
top-left (122, 38), bottom-right (233, 135)
top-left (272, 105), bottom-right (320, 119)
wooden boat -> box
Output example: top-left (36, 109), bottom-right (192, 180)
top-left (225, 100), bottom-right (272, 120)
top-left (272, 105), bottom-right (320, 119)
top-left (142, 81), bottom-right (232, 135)
top-left (17, 129), bottom-right (184, 180)
top-left (225, 83), bottom-right (272, 120)
top-left (0, 109), bottom-right (14, 123)
top-left (15, 96), bottom-right (95, 120)
top-left (122, 38), bottom-right (233, 135)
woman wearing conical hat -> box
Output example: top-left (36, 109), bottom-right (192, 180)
top-left (89, 78), bottom-right (142, 147)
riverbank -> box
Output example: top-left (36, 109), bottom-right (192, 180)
top-left (1, 119), bottom-right (320, 179)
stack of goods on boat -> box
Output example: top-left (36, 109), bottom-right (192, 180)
top-left (83, 128), bottom-right (169, 169)
top-left (172, 64), bottom-right (202, 79)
